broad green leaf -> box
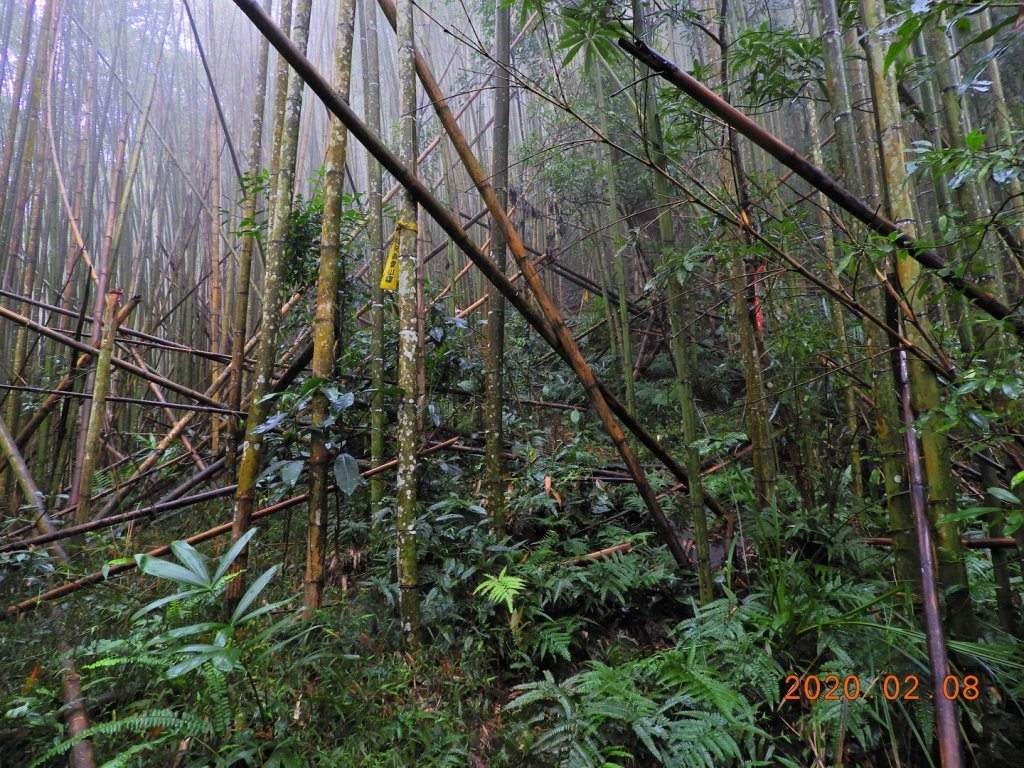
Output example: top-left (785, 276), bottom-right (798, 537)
top-left (147, 623), bottom-right (225, 647)
top-left (938, 508), bottom-right (1000, 525)
top-left (326, 388), bottom-right (354, 410)
top-left (212, 528), bottom-right (260, 583)
top-left (132, 587), bottom-right (209, 621)
top-left (280, 460), bottom-right (304, 488)
top-left (170, 541), bottom-right (210, 584)
top-left (165, 655), bottom-right (210, 679)
top-left (231, 564), bottom-right (281, 625)
top-left (102, 558), bottom-right (134, 579)
top-left (987, 487), bottom-right (1020, 505)
top-left (333, 453), bottom-right (361, 495)
top-left (135, 554), bottom-right (211, 588)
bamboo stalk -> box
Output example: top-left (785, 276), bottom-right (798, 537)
top-left (74, 291), bottom-right (130, 524)
top-left (895, 344), bottom-right (964, 767)
top-left (376, 0), bottom-right (689, 568)
top-left (4, 437), bottom-right (460, 617)
top-left (0, 415), bottom-right (67, 561)
top-left (1, 485), bottom-right (235, 554)
top-left (60, 657), bottom-right (97, 768)
top-left (304, 0), bottom-right (356, 618)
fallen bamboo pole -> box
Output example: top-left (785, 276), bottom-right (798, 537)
top-left (0, 287), bottom-right (242, 364)
top-left (0, 304), bottom-right (226, 408)
top-left (4, 437), bottom-right (460, 616)
top-left (0, 415), bottom-right (67, 562)
top-left (0, 384), bottom-right (243, 416)
top-left (894, 342), bottom-right (963, 765)
top-left (863, 536), bottom-right (1018, 550)
top-left (562, 542), bottom-right (634, 566)
top-left (3, 493), bottom-right (309, 618)
top-left (377, 0), bottom-right (685, 567)
top-left (0, 485), bottom-right (236, 554)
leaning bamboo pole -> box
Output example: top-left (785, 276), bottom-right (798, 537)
top-left (0, 410), bottom-right (94, 762)
top-left (4, 438), bottom-right (460, 618)
top-left (616, 38), bottom-right (1024, 339)
top-left (74, 291), bottom-right (134, 524)
top-left (0, 415), bottom-right (67, 561)
top-left (894, 342), bottom-right (964, 768)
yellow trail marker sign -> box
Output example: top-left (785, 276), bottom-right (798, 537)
top-left (380, 219), bottom-right (417, 291)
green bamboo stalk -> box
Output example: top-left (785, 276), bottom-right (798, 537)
top-left (860, 0), bottom-right (978, 639)
top-left (304, 0), bottom-right (356, 618)
top-left (227, 0), bottom-right (312, 613)
top-left (395, 0), bottom-right (423, 647)
top-left (483, 0), bottom-right (511, 535)
top-left (362, 0), bottom-right (387, 520)
top-left (74, 291), bottom-right (125, 526)
top-left (594, 71), bottom-right (637, 437)
top-left (634, 0), bottom-right (712, 601)
top-left (226, 0), bottom-right (272, 471)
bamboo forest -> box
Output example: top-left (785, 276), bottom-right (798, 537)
top-left (5, 0), bottom-right (1024, 764)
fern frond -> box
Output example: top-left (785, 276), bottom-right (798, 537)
top-left (28, 709), bottom-right (213, 768)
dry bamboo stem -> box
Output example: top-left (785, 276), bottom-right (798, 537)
top-left (4, 437), bottom-right (459, 617)
top-left (0, 415), bottom-right (67, 561)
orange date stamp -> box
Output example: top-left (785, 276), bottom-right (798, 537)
top-left (782, 674), bottom-right (981, 702)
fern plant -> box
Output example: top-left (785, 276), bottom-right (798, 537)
top-left (507, 654), bottom-right (759, 768)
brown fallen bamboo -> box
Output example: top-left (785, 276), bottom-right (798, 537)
top-left (562, 542), bottom-right (634, 566)
top-left (0, 303), bottom-right (226, 408)
top-left (0, 414), bottom-right (67, 562)
top-left (1, 452), bottom-right (198, 539)
top-left (0, 485), bottom-right (236, 554)
top-left (3, 493), bottom-right (310, 618)
top-left (127, 348), bottom-right (207, 473)
top-left (232, 0), bottom-right (726, 535)
top-left (60, 656), bottom-right (97, 768)
top-left (617, 37), bottom-right (1023, 340)
top-left (862, 536), bottom-right (1017, 550)
top-left (12, 295), bottom-right (146, 449)
top-left (0, 385), bottom-right (243, 417)
top-left (0, 286), bottom-right (239, 363)
top-left (4, 436), bottom-right (462, 617)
